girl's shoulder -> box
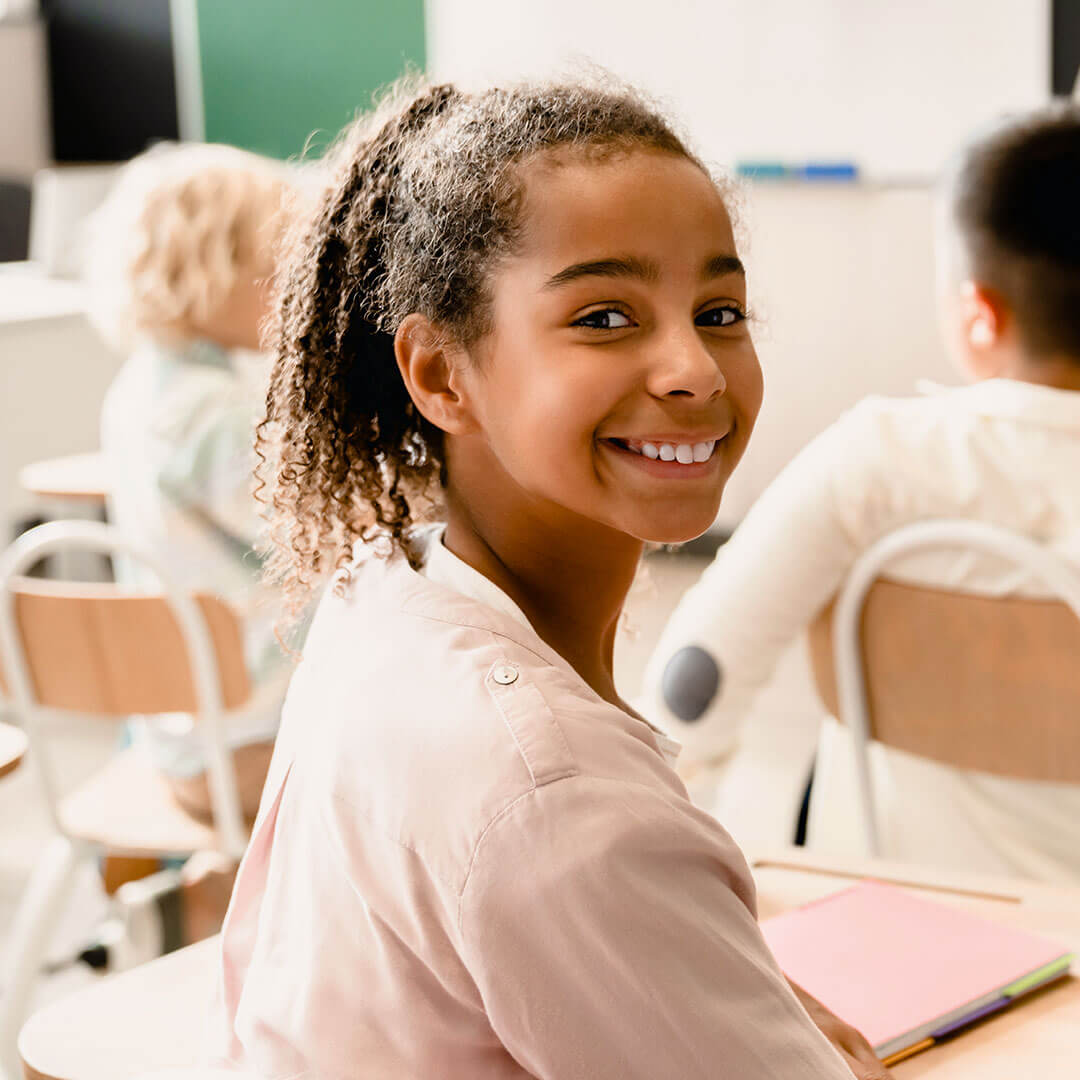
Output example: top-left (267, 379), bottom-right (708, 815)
top-left (280, 550), bottom-right (685, 894)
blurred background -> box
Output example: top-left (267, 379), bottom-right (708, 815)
top-left (0, 0), bottom-right (1078, 1057)
top-left (3, 0), bottom-right (1079, 534)
top-left (2, 1), bottom-right (1078, 542)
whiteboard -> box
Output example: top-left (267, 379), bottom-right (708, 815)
top-left (426, 0), bottom-right (1051, 179)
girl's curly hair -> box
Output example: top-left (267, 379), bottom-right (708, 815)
top-left (258, 76), bottom-right (701, 618)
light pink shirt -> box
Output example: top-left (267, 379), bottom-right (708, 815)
top-left (210, 534), bottom-right (849, 1079)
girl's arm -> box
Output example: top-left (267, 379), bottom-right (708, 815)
top-left (459, 775), bottom-right (878, 1079)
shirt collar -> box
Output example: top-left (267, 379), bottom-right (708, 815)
top-left (419, 524), bottom-right (535, 634)
top-left (347, 529), bottom-right (681, 766)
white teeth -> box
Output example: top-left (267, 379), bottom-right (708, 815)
top-left (617, 437), bottom-right (719, 464)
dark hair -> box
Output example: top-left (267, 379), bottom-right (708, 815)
top-left (948, 103), bottom-right (1080, 361)
top-left (257, 76), bottom-right (705, 616)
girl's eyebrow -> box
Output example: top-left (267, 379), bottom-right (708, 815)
top-left (705, 254), bottom-right (746, 279)
top-left (543, 256), bottom-right (658, 290)
top-left (542, 253), bottom-right (745, 291)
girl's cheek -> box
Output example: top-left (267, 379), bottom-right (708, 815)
top-left (731, 348), bottom-right (764, 415)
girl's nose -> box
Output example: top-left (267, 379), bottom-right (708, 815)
top-left (645, 331), bottom-right (727, 400)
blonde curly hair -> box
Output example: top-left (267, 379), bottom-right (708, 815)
top-left (86, 142), bottom-right (295, 349)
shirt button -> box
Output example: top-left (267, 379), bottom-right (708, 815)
top-left (492, 664), bottom-right (518, 685)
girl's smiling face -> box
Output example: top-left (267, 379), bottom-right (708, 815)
top-left (445, 148), bottom-right (763, 545)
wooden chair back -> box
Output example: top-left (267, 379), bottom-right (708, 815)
top-left (808, 580), bottom-right (1080, 783)
top-left (0, 577), bottom-right (250, 716)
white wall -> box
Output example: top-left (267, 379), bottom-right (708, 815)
top-left (427, 0), bottom-right (1050, 179)
top-left (719, 183), bottom-right (953, 527)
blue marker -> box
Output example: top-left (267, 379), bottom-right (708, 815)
top-left (800, 162), bottom-right (858, 181)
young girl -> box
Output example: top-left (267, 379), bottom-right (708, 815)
top-left (213, 80), bottom-right (888, 1079)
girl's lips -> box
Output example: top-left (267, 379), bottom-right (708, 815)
top-left (598, 435), bottom-right (726, 478)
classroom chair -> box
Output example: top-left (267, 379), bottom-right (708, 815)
top-left (808, 518), bottom-right (1080, 856)
top-left (0, 521), bottom-right (258, 1080)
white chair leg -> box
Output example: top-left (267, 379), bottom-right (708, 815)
top-left (0, 833), bottom-right (85, 1080)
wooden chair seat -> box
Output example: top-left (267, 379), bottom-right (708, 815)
top-left (19, 937), bottom-right (218, 1080)
top-left (59, 748), bottom-right (220, 857)
top-left (0, 719), bottom-right (27, 780)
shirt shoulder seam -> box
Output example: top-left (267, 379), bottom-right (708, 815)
top-left (402, 605), bottom-right (559, 670)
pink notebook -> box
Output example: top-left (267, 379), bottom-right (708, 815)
top-left (761, 880), bottom-right (1073, 1061)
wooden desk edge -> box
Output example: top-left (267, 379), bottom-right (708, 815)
top-left (750, 848), bottom-right (1077, 908)
top-left (18, 452), bottom-right (113, 503)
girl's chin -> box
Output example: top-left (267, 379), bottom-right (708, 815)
top-left (630, 509), bottom-right (723, 546)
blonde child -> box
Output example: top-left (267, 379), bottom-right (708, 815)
top-left (90, 144), bottom-right (296, 822)
top-left (642, 104), bottom-right (1080, 884)
top-left (212, 80), bottom-right (888, 1078)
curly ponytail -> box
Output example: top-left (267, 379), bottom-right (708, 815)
top-left (258, 83), bottom-right (459, 613)
top-left (258, 76), bottom-right (700, 618)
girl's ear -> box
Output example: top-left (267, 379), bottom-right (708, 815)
top-left (395, 314), bottom-right (480, 435)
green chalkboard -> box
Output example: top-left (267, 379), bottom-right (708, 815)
top-left (196, 0), bottom-right (426, 160)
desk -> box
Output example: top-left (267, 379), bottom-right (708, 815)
top-left (19, 937), bottom-right (217, 1080)
top-left (18, 452), bottom-right (112, 506)
top-left (17, 853), bottom-right (1078, 1080)
top-left (751, 850), bottom-right (1078, 1076)
top-left (16, 452), bottom-right (112, 581)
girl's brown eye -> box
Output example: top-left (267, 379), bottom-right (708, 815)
top-left (696, 306), bottom-right (745, 328)
top-left (573, 308), bottom-right (635, 330)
